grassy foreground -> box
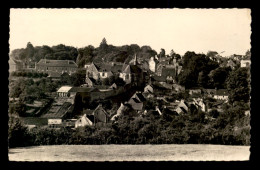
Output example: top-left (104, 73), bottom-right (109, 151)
top-left (8, 144), bottom-right (250, 161)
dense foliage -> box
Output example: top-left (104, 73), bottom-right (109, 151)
top-left (226, 67), bottom-right (250, 104)
top-left (11, 42), bottom-right (78, 64)
top-left (11, 71), bottom-right (48, 78)
top-left (9, 77), bottom-right (58, 101)
top-left (10, 40), bottom-right (158, 69)
top-left (8, 103), bottom-right (250, 148)
top-left (177, 51), bottom-right (219, 88)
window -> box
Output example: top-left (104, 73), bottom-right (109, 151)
top-left (102, 72), bottom-right (105, 76)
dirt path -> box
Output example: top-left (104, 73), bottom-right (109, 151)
top-left (8, 144), bottom-right (250, 161)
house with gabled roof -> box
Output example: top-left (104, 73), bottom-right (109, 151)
top-left (144, 84), bottom-right (154, 93)
top-left (111, 103), bottom-right (131, 121)
top-left (86, 62), bottom-right (101, 80)
top-left (128, 92), bottom-right (146, 111)
top-left (192, 98), bottom-right (207, 112)
top-left (226, 59), bottom-right (237, 69)
top-left (36, 59), bottom-right (78, 75)
top-left (75, 114), bottom-right (93, 128)
top-left (9, 57), bottom-right (23, 72)
top-left (174, 99), bottom-right (189, 115)
top-left (92, 104), bottom-right (110, 124)
top-left (80, 104), bottom-right (110, 126)
top-left (119, 64), bottom-right (143, 85)
top-left (86, 62), bottom-right (124, 81)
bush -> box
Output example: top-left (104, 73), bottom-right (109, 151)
top-left (8, 101), bottom-right (250, 146)
top-left (8, 116), bottom-right (30, 148)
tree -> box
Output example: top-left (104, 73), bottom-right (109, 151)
top-left (208, 67), bottom-right (231, 89)
top-left (159, 48), bottom-right (166, 58)
top-left (226, 67), bottom-right (250, 104)
top-left (197, 71), bottom-right (208, 88)
top-left (60, 73), bottom-right (72, 85)
top-left (209, 109), bottom-right (220, 118)
top-left (178, 70), bottom-right (197, 88)
top-left (77, 45), bottom-right (95, 68)
top-left (99, 38), bottom-right (108, 50)
top-left (8, 115), bottom-right (29, 147)
top-left (170, 49), bottom-right (175, 57)
top-left (25, 42), bottom-right (35, 62)
top-left (179, 51), bottom-right (219, 88)
top-left (70, 70), bottom-right (86, 86)
top-left (244, 50), bottom-right (251, 60)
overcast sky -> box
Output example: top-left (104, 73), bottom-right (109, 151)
top-left (10, 8), bottom-right (251, 56)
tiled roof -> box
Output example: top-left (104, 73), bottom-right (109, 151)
top-left (161, 68), bottom-right (176, 77)
top-left (57, 86), bottom-right (73, 93)
top-left (69, 87), bottom-right (99, 93)
top-left (131, 98), bottom-right (141, 103)
top-left (37, 59), bottom-right (78, 67)
top-left (135, 93), bottom-right (146, 102)
top-left (180, 107), bottom-right (188, 113)
top-left (215, 89), bottom-right (228, 96)
top-left (20, 117), bottom-right (48, 126)
top-left (41, 102), bottom-right (72, 118)
top-left (122, 65), bottom-right (142, 74)
top-left (94, 63), bottom-right (123, 73)
top-left (203, 89), bottom-right (216, 95)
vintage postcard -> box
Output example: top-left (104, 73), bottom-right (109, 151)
top-left (8, 8), bottom-right (251, 161)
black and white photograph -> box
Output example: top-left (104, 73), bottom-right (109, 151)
top-left (8, 8), bottom-right (251, 161)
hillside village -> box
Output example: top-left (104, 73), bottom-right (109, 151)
top-left (8, 41), bottom-right (251, 146)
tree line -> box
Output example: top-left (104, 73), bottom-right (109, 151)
top-left (10, 39), bottom-right (158, 69)
top-left (8, 101), bottom-right (250, 148)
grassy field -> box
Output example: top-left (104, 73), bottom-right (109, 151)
top-left (8, 144), bottom-right (250, 161)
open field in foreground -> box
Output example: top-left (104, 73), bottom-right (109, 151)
top-left (9, 144), bottom-right (250, 161)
